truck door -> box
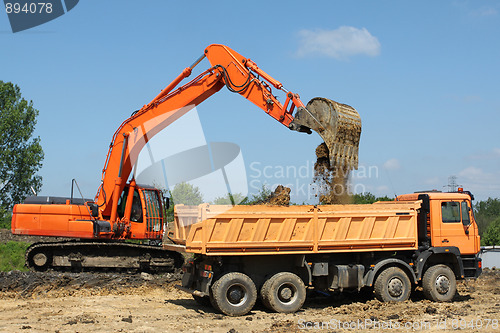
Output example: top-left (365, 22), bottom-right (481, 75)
top-left (439, 201), bottom-right (475, 254)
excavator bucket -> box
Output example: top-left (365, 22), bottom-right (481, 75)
top-left (290, 97), bottom-right (361, 170)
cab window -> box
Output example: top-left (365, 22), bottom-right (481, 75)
top-left (130, 190), bottom-right (143, 222)
top-left (441, 201), bottom-right (461, 223)
top-left (116, 189), bottom-right (143, 223)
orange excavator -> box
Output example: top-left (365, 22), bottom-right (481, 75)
top-left (11, 44), bottom-right (361, 272)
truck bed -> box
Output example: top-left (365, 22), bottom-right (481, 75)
top-left (168, 201), bottom-right (421, 255)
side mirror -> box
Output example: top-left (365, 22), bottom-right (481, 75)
top-left (461, 201), bottom-right (471, 227)
top-left (164, 197), bottom-right (170, 210)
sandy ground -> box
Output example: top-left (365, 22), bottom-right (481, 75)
top-left (0, 269), bottom-right (498, 333)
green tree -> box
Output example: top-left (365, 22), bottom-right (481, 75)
top-left (170, 182), bottom-right (203, 206)
top-left (240, 184), bottom-right (272, 205)
top-left (212, 193), bottom-right (246, 205)
top-left (0, 81), bottom-right (44, 227)
top-left (351, 192), bottom-right (393, 204)
top-left (163, 182), bottom-right (203, 223)
top-left (0, 206), bottom-right (10, 229)
top-left (482, 216), bottom-right (500, 246)
top-left (474, 198), bottom-right (500, 235)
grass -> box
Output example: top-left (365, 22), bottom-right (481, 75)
top-left (0, 241), bottom-right (30, 272)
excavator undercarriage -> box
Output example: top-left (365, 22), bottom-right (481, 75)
top-left (26, 241), bottom-right (184, 273)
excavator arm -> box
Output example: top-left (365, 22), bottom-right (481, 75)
top-left (95, 44), bottom-right (361, 221)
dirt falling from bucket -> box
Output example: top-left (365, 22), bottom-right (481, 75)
top-left (312, 142), bottom-right (351, 204)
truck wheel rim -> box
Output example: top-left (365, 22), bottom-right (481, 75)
top-left (435, 275), bottom-right (450, 295)
top-left (226, 284), bottom-right (247, 306)
top-left (387, 277), bottom-right (404, 298)
top-left (277, 283), bottom-right (297, 304)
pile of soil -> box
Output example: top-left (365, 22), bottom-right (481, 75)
top-left (0, 270), bottom-right (182, 298)
top-left (266, 185), bottom-right (291, 206)
top-left (0, 229), bottom-right (70, 244)
top-left (312, 142), bottom-right (351, 204)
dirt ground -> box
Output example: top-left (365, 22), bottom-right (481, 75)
top-left (0, 228), bottom-right (70, 244)
top-left (0, 269), bottom-right (498, 333)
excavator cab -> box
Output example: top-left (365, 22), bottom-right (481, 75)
top-left (290, 97), bottom-right (361, 170)
top-left (116, 184), bottom-right (164, 239)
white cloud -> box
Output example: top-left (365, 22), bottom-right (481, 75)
top-left (383, 158), bottom-right (401, 171)
top-left (458, 166), bottom-right (484, 179)
top-left (458, 167), bottom-right (499, 191)
top-left (466, 147), bottom-right (500, 160)
top-left (472, 6), bottom-right (498, 17)
top-left (455, 165), bottom-right (500, 200)
top-left (296, 26), bottom-right (381, 60)
top-left (462, 95), bottom-right (482, 103)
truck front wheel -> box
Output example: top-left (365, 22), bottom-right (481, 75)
top-left (374, 267), bottom-right (411, 302)
top-left (210, 272), bottom-right (257, 316)
top-left (422, 264), bottom-right (456, 302)
top-left (261, 272), bottom-right (306, 313)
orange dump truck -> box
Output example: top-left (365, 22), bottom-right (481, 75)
top-left (165, 190), bottom-right (482, 316)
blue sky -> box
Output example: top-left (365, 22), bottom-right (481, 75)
top-left (1, 0), bottom-right (499, 203)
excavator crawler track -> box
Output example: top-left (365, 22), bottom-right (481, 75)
top-left (25, 241), bottom-right (184, 273)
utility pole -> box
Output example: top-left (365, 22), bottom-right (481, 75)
top-left (445, 175), bottom-right (461, 192)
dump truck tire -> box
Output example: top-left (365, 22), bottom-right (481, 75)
top-left (374, 267), bottom-right (411, 302)
top-left (209, 289), bottom-right (221, 312)
top-left (422, 264), bottom-right (456, 302)
top-left (211, 272), bottom-right (257, 316)
top-left (261, 272), bottom-right (306, 313)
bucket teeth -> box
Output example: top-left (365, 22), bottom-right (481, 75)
top-left (290, 97), bottom-right (361, 170)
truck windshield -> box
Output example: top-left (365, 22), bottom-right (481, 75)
top-left (441, 202), bottom-right (461, 223)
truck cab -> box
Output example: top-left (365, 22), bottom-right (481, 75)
top-left (397, 190), bottom-right (481, 278)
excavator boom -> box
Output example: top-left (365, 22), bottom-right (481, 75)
top-left (96, 44), bottom-right (362, 219)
